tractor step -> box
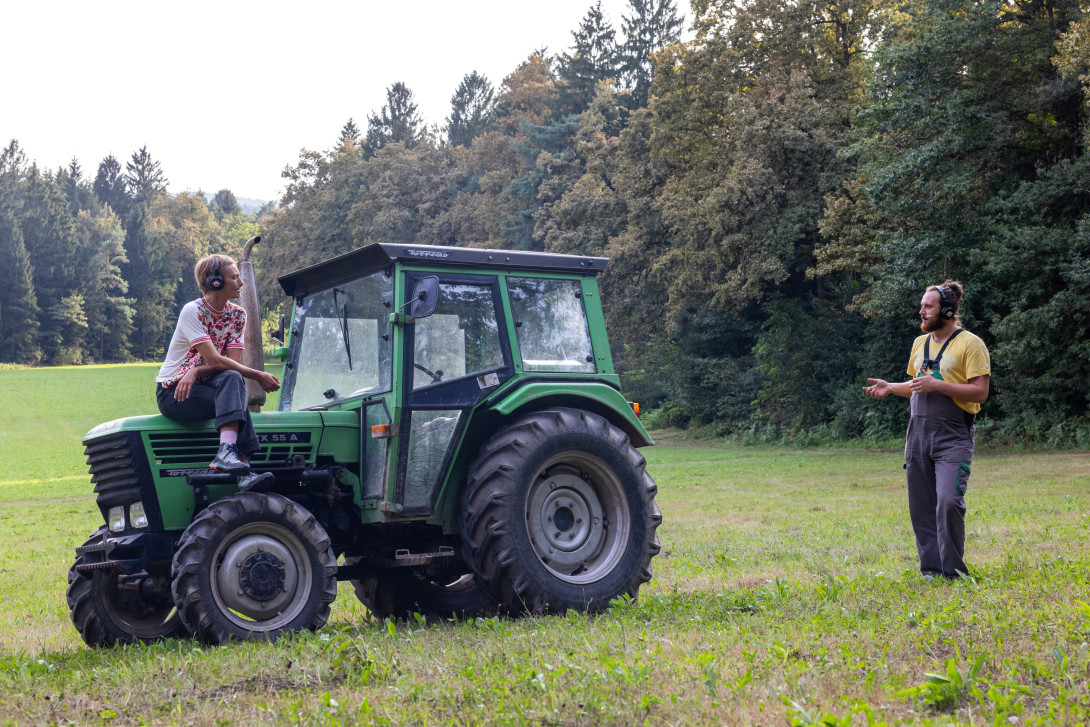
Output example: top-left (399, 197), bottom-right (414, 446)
top-left (373, 545), bottom-right (456, 568)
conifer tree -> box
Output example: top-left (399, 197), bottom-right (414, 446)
top-left (121, 147), bottom-right (174, 359)
top-left (210, 188), bottom-right (241, 219)
top-left (338, 118), bottom-right (361, 147)
top-left (125, 146), bottom-right (168, 204)
top-left (556, 2), bottom-right (621, 115)
top-left (76, 205), bottom-right (133, 361)
top-left (61, 158), bottom-right (96, 213)
top-left (445, 72), bottom-right (497, 147)
top-left (21, 166), bottom-right (79, 363)
top-left (365, 82), bottom-right (424, 156)
top-left (619, 0), bottom-right (683, 107)
top-left (93, 154), bottom-right (128, 217)
top-left (0, 210), bottom-right (40, 364)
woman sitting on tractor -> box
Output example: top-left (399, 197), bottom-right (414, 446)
top-left (154, 254), bottom-right (280, 483)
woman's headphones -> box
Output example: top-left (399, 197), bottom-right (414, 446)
top-left (933, 285), bottom-right (955, 320)
top-left (206, 257), bottom-right (224, 292)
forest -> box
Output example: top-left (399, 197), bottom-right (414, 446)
top-left (2, 0), bottom-right (1088, 445)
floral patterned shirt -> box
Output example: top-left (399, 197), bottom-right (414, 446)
top-left (156, 298), bottom-right (246, 387)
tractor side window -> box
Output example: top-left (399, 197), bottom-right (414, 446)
top-left (279, 271), bottom-right (393, 410)
top-left (412, 282), bottom-right (503, 390)
top-left (507, 277), bottom-right (596, 373)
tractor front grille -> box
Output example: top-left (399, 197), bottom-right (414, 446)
top-left (148, 431), bottom-right (314, 469)
top-left (84, 433), bottom-right (142, 508)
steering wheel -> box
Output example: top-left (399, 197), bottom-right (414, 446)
top-left (414, 362), bottom-right (443, 383)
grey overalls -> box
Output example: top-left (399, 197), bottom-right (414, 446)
top-left (905, 332), bottom-right (974, 577)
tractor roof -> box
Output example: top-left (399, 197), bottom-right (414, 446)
top-left (278, 243), bottom-right (608, 298)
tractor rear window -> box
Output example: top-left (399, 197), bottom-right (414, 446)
top-left (507, 278), bottom-right (596, 373)
top-left (279, 271), bottom-right (393, 410)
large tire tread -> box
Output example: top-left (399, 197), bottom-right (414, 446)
top-left (460, 408), bottom-right (661, 614)
top-left (172, 493), bottom-right (338, 646)
top-left (67, 527), bottom-right (188, 647)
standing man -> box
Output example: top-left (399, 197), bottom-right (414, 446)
top-left (863, 280), bottom-right (990, 579)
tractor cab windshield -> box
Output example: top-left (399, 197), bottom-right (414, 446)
top-left (278, 269), bottom-right (393, 411)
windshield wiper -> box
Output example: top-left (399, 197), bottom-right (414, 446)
top-left (333, 287), bottom-right (353, 370)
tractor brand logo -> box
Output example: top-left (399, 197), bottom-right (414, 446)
top-left (406, 249), bottom-right (450, 259)
top-left (257, 432), bottom-right (311, 444)
top-left (161, 467), bottom-right (211, 478)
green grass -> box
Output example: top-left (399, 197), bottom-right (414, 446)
top-left (0, 365), bottom-right (1088, 724)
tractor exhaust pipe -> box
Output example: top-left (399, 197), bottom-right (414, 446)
top-left (239, 236), bottom-right (266, 411)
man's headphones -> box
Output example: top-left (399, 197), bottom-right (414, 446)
top-left (933, 285), bottom-right (955, 320)
top-left (206, 257), bottom-right (225, 292)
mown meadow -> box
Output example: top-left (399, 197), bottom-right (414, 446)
top-left (0, 364), bottom-right (1087, 725)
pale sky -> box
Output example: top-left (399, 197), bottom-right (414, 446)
top-left (4, 0), bottom-right (678, 203)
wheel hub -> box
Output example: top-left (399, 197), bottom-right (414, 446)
top-left (238, 552), bottom-right (286, 601)
top-left (214, 531), bottom-right (302, 620)
top-left (527, 472), bottom-right (606, 570)
top-left (539, 486), bottom-right (597, 552)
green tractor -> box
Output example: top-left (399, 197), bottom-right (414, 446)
top-left (70, 243), bottom-right (661, 647)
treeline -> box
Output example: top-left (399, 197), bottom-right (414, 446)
top-left (0, 143), bottom-right (269, 364)
top-left (4, 0), bottom-right (1090, 444)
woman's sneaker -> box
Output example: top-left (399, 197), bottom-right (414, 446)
top-left (237, 471), bottom-right (275, 492)
top-left (210, 443), bottom-right (250, 475)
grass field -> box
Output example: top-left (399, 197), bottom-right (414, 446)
top-left (0, 364), bottom-right (1087, 725)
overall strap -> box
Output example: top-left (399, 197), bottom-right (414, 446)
top-left (922, 328), bottom-right (964, 373)
top-left (923, 329), bottom-right (975, 430)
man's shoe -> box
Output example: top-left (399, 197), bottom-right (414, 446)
top-left (210, 443), bottom-right (250, 475)
top-left (237, 471), bottom-right (274, 493)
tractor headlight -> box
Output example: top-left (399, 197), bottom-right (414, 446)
top-left (108, 506), bottom-right (126, 532)
top-left (130, 502), bottom-right (149, 529)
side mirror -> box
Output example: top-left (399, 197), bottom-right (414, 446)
top-left (409, 276), bottom-right (439, 319)
top-left (272, 313), bottom-right (286, 345)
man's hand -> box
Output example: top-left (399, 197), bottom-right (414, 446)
top-left (910, 374), bottom-right (938, 395)
top-left (174, 369), bottom-right (200, 402)
top-left (863, 378), bottom-right (893, 398)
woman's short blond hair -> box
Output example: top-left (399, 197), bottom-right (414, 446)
top-left (194, 254), bottom-right (237, 294)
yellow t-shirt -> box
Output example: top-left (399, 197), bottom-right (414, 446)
top-left (907, 329), bottom-right (991, 414)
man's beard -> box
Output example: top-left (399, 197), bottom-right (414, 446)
top-left (920, 316), bottom-right (943, 333)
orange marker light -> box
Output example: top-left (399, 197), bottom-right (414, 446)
top-left (630, 402), bottom-right (640, 417)
top-left (371, 424), bottom-right (392, 439)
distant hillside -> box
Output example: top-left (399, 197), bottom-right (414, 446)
top-left (237, 196), bottom-right (274, 215)
top-left (202, 192), bottom-right (276, 215)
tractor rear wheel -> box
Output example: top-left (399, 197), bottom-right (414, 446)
top-left (67, 527), bottom-right (188, 647)
top-left (171, 493), bottom-right (337, 646)
top-left (350, 565), bottom-right (496, 620)
top-left (460, 408), bottom-right (661, 614)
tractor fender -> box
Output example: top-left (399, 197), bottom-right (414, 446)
top-left (485, 381), bottom-right (653, 448)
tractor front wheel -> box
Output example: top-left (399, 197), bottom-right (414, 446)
top-left (171, 493), bottom-right (337, 646)
top-left (460, 408), bottom-right (661, 614)
top-left (67, 527), bottom-right (188, 647)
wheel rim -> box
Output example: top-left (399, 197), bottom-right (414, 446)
top-left (98, 569), bottom-right (180, 639)
top-left (525, 453), bottom-right (631, 584)
top-left (210, 521), bottom-right (313, 631)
